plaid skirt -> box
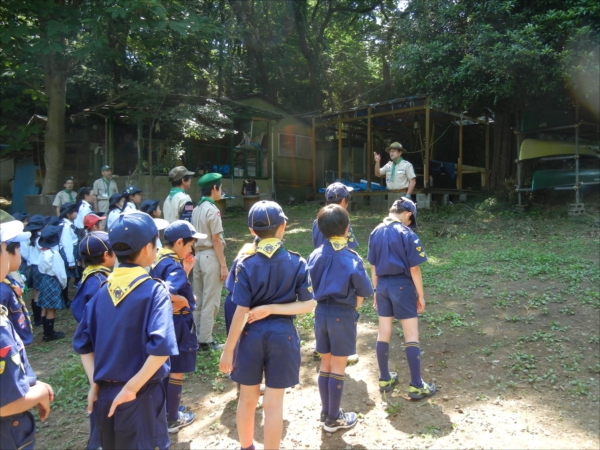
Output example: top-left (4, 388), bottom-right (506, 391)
top-left (59, 247), bottom-right (80, 279)
top-left (37, 274), bottom-right (66, 310)
top-left (19, 261), bottom-right (29, 285)
top-left (30, 265), bottom-right (43, 290)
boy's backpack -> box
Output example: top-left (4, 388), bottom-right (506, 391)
top-left (180, 201), bottom-right (194, 223)
top-left (241, 178), bottom-right (257, 196)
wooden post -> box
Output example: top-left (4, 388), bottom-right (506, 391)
top-left (484, 115), bottom-right (489, 188)
top-left (425, 97), bottom-right (430, 187)
top-left (311, 117), bottom-right (317, 193)
top-left (367, 107), bottom-right (372, 191)
top-left (108, 112), bottom-right (114, 168)
top-left (338, 122), bottom-right (343, 183)
top-left (457, 116), bottom-right (463, 190)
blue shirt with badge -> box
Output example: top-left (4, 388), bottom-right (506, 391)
top-left (73, 263), bottom-right (178, 383)
top-left (150, 249), bottom-right (195, 311)
top-left (232, 239), bottom-right (313, 311)
top-left (307, 238), bottom-right (373, 307)
top-left (312, 219), bottom-right (358, 249)
top-left (367, 217), bottom-right (428, 277)
top-left (0, 277), bottom-right (33, 346)
top-left (71, 266), bottom-right (111, 324)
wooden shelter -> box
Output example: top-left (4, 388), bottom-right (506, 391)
top-left (310, 95), bottom-right (490, 200)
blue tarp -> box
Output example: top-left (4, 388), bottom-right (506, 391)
top-left (318, 179), bottom-right (387, 193)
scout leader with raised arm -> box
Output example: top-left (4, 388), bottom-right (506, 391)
top-left (374, 142), bottom-right (417, 209)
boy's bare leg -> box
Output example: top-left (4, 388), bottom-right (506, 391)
top-left (377, 316), bottom-right (393, 342)
top-left (237, 384), bottom-right (261, 448)
top-left (399, 317), bottom-right (419, 343)
top-left (262, 387), bottom-right (285, 450)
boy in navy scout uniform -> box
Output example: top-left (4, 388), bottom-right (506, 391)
top-left (0, 211), bottom-right (34, 347)
top-left (71, 232), bottom-right (114, 324)
top-left (367, 197), bottom-right (436, 399)
top-left (312, 182), bottom-right (358, 249)
top-left (150, 220), bottom-right (207, 433)
top-left (73, 211), bottom-right (179, 450)
top-left (192, 172), bottom-right (228, 351)
top-left (220, 201), bottom-right (315, 450)
top-left (307, 204), bottom-right (373, 432)
top-left (1, 212), bottom-right (55, 450)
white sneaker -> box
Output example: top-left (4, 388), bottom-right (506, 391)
top-left (168, 411), bottom-right (195, 434)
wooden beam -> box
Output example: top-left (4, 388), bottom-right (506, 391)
top-left (338, 122), bottom-right (343, 183)
top-left (314, 105), bottom-right (426, 127)
top-left (311, 117), bottom-right (317, 193)
top-left (441, 110), bottom-right (487, 125)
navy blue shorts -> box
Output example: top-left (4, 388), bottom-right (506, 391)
top-left (171, 314), bottom-right (198, 373)
top-left (94, 381), bottom-right (169, 450)
top-left (0, 411), bottom-right (35, 450)
top-left (314, 303), bottom-right (358, 357)
top-left (231, 317), bottom-right (300, 389)
top-left (376, 276), bottom-right (418, 319)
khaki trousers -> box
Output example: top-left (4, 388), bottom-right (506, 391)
top-left (192, 248), bottom-right (223, 343)
top-left (387, 190), bottom-right (407, 210)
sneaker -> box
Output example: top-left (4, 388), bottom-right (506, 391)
top-left (320, 411), bottom-right (327, 423)
top-left (168, 411), bottom-right (195, 434)
top-left (43, 331), bottom-right (65, 342)
top-left (408, 380), bottom-right (437, 400)
top-left (313, 350), bottom-right (322, 361)
top-left (323, 409), bottom-right (358, 432)
top-left (179, 405), bottom-right (186, 413)
top-left (198, 341), bottom-right (224, 352)
top-left (347, 354), bottom-right (359, 366)
top-left (379, 372), bottom-right (399, 392)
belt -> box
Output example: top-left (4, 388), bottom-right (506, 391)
top-left (173, 310), bottom-right (191, 315)
top-left (389, 189), bottom-right (407, 193)
top-left (195, 247), bottom-right (215, 253)
top-left (318, 300), bottom-right (355, 308)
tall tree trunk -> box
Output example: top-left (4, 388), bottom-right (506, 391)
top-left (41, 55), bottom-right (68, 194)
top-left (489, 111), bottom-right (517, 191)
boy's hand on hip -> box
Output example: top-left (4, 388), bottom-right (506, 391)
top-left (108, 386), bottom-right (137, 417)
top-left (248, 305), bottom-right (271, 323)
top-left (417, 296), bottom-right (425, 314)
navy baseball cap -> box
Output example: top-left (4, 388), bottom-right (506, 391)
top-left (24, 214), bottom-right (45, 231)
top-left (325, 182), bottom-right (354, 202)
top-left (59, 202), bottom-right (78, 218)
top-left (0, 211), bottom-right (31, 243)
top-left (109, 211), bottom-right (158, 256)
top-left (140, 199), bottom-right (160, 215)
top-left (12, 213), bottom-right (29, 222)
top-left (164, 220), bottom-right (207, 243)
top-left (46, 216), bottom-right (61, 226)
top-left (391, 197), bottom-right (418, 229)
top-left (38, 225), bottom-right (61, 248)
top-left (123, 185), bottom-right (142, 196)
top-left (109, 193), bottom-right (123, 209)
top-left (80, 231), bottom-right (111, 258)
top-left (248, 201), bottom-right (287, 231)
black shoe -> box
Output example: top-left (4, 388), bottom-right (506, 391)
top-left (198, 341), bottom-right (224, 352)
top-left (43, 331), bottom-right (65, 342)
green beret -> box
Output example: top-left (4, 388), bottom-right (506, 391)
top-left (198, 172), bottom-right (223, 189)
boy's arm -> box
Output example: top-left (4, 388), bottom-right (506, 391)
top-left (80, 352), bottom-right (100, 414)
top-left (410, 265), bottom-right (425, 314)
top-left (219, 305), bottom-right (250, 373)
top-left (0, 383), bottom-right (53, 420)
top-left (356, 296), bottom-right (364, 310)
top-left (370, 265), bottom-right (378, 310)
top-left (171, 294), bottom-right (190, 312)
top-left (108, 355), bottom-right (169, 417)
top-left (247, 299), bottom-right (315, 323)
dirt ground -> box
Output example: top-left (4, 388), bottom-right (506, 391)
top-left (25, 202), bottom-right (600, 449)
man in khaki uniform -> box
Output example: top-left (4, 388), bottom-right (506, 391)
top-left (374, 142), bottom-right (417, 209)
top-left (52, 176), bottom-right (76, 216)
top-left (92, 165), bottom-right (119, 214)
top-left (163, 166), bottom-right (194, 223)
top-left (191, 173), bottom-right (228, 351)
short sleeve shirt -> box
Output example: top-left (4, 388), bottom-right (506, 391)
top-left (367, 218), bottom-right (428, 277)
top-left (381, 159), bottom-right (416, 190)
top-left (191, 201), bottom-right (224, 250)
top-left (307, 241), bottom-right (373, 307)
top-left (163, 191), bottom-right (192, 223)
top-left (52, 190), bottom-right (75, 208)
top-left (150, 253), bottom-right (196, 311)
top-left (93, 178), bottom-right (119, 201)
top-left (312, 219), bottom-right (358, 249)
top-left (0, 280), bottom-right (33, 346)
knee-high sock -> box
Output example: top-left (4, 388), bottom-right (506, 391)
top-left (405, 342), bottom-right (423, 387)
top-left (31, 299), bottom-right (41, 323)
top-left (318, 371), bottom-right (330, 414)
top-left (328, 373), bottom-right (345, 421)
top-left (376, 341), bottom-right (390, 380)
top-left (167, 377), bottom-right (183, 422)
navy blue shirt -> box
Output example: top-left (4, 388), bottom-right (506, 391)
top-left (232, 242), bottom-right (313, 311)
top-left (150, 250), bottom-right (195, 312)
top-left (72, 267), bottom-right (110, 323)
top-left (307, 240), bottom-right (373, 307)
top-left (73, 263), bottom-right (178, 383)
top-left (367, 217), bottom-right (428, 277)
top-left (312, 219), bottom-right (358, 249)
top-left (0, 278), bottom-right (33, 346)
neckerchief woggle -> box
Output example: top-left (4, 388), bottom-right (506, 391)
top-left (80, 265), bottom-right (111, 285)
top-left (389, 157), bottom-right (403, 182)
top-left (169, 187), bottom-right (185, 200)
top-left (256, 238), bottom-right (283, 258)
top-left (106, 266), bottom-right (151, 306)
top-left (328, 236), bottom-right (347, 251)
